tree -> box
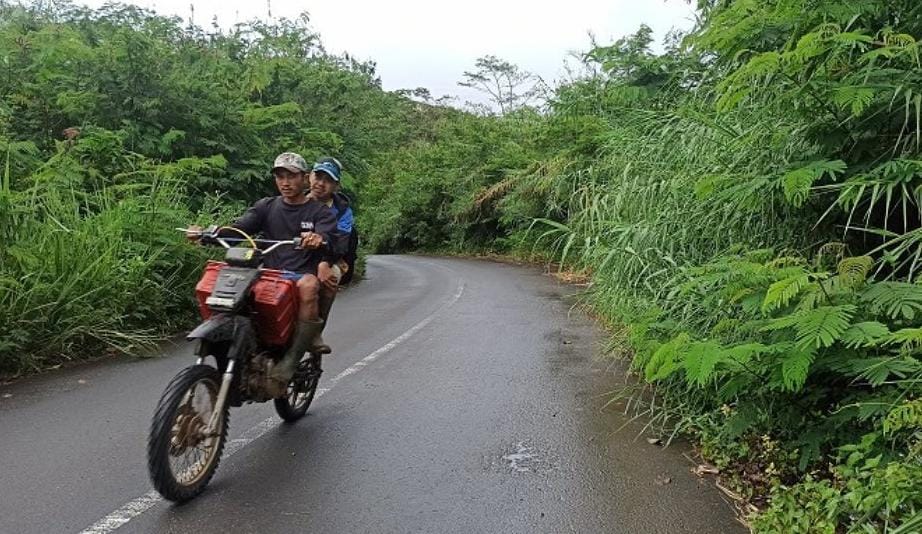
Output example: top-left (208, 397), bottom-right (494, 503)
top-left (458, 55), bottom-right (546, 115)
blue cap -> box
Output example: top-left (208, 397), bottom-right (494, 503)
top-left (312, 161), bottom-right (342, 182)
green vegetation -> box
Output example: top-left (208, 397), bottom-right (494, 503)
top-left (359, 1), bottom-right (922, 530)
top-left (1, 0), bottom-right (919, 530)
top-left (0, 2), bottom-right (438, 372)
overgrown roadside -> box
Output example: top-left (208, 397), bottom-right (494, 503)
top-left (360, 3), bottom-right (922, 530)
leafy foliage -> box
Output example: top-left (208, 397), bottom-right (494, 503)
top-left (359, 2), bottom-right (922, 530)
top-left (0, 4), bottom-right (444, 373)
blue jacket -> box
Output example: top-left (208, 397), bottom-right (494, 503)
top-left (325, 192), bottom-right (354, 264)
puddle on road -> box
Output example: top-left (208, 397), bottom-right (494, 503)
top-left (485, 441), bottom-right (558, 475)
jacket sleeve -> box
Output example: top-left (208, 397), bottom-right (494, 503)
top-left (324, 206), bottom-right (353, 264)
top-left (314, 205), bottom-right (339, 263)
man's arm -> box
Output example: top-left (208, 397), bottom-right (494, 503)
top-left (185, 198), bottom-right (271, 242)
top-left (314, 204), bottom-right (338, 253)
top-left (313, 205), bottom-right (341, 290)
top-left (325, 206), bottom-right (353, 265)
top-left (228, 197), bottom-right (272, 236)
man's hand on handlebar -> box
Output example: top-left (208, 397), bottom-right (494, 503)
top-left (299, 231), bottom-right (324, 250)
top-left (186, 224), bottom-right (203, 242)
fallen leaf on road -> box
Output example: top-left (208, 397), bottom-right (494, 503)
top-left (655, 473), bottom-right (672, 485)
top-left (646, 437), bottom-right (662, 446)
top-left (694, 463), bottom-right (719, 476)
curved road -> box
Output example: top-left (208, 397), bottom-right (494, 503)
top-left (0, 256), bottom-right (742, 533)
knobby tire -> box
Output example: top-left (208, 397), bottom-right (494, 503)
top-left (147, 364), bottom-right (228, 502)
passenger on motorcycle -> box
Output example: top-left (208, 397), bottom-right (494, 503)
top-left (189, 152), bottom-right (336, 397)
top-left (308, 157), bottom-right (353, 349)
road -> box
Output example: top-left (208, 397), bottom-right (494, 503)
top-left (0, 255), bottom-right (743, 533)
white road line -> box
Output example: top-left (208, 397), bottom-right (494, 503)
top-left (78, 279), bottom-right (465, 534)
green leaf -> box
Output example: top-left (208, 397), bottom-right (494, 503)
top-left (883, 327), bottom-right (922, 349)
top-left (794, 305), bottom-right (857, 349)
top-left (780, 160), bottom-right (846, 207)
top-left (644, 333), bottom-right (689, 382)
top-left (832, 86), bottom-right (876, 116)
top-left (762, 271), bottom-right (812, 312)
top-left (681, 341), bottom-right (723, 387)
top-left (836, 256), bottom-right (872, 288)
top-left (848, 356), bottom-right (921, 387)
top-left (862, 282), bottom-right (922, 320)
top-left (839, 321), bottom-right (890, 348)
top-left (780, 347), bottom-right (816, 391)
top-left (884, 399), bottom-right (922, 434)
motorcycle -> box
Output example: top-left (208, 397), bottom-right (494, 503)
top-left (147, 227), bottom-right (324, 502)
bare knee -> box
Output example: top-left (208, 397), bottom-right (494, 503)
top-left (297, 275), bottom-right (320, 303)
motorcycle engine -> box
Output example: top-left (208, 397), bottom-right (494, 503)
top-left (243, 351), bottom-right (275, 403)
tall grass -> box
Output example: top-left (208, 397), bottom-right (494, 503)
top-left (0, 139), bottom-right (211, 374)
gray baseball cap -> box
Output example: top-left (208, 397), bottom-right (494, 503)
top-left (271, 152), bottom-right (308, 174)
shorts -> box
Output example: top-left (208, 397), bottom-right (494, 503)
top-left (280, 264), bottom-right (342, 285)
top-left (280, 270), bottom-right (308, 282)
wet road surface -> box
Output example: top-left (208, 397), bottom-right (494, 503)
top-left (0, 256), bottom-right (743, 533)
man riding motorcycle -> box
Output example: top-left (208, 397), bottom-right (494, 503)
top-left (190, 152), bottom-right (336, 397)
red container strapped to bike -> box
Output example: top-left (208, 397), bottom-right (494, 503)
top-left (195, 261), bottom-right (298, 346)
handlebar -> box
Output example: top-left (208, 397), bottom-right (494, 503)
top-left (177, 228), bottom-right (324, 254)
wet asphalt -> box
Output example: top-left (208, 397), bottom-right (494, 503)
top-left (0, 256), bottom-right (743, 533)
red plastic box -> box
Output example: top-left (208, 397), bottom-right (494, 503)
top-left (194, 261), bottom-right (299, 346)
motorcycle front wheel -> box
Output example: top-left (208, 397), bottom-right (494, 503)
top-left (274, 354), bottom-right (322, 422)
top-left (147, 364), bottom-right (228, 502)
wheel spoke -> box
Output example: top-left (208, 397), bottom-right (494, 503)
top-left (166, 376), bottom-right (221, 486)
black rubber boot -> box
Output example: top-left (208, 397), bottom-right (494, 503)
top-left (314, 293), bottom-right (335, 355)
top-left (266, 319), bottom-right (324, 397)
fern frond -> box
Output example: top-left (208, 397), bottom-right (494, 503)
top-left (762, 271), bottom-right (813, 312)
top-left (883, 327), bottom-right (922, 349)
top-left (681, 341), bottom-right (723, 387)
top-left (780, 160), bottom-right (846, 207)
top-left (795, 305), bottom-right (857, 349)
top-left (837, 256), bottom-right (873, 288)
top-left (765, 256), bottom-right (805, 268)
top-left (780, 347), bottom-right (816, 391)
top-left (840, 321), bottom-right (890, 348)
top-left (644, 333), bottom-right (689, 382)
top-left (862, 282), bottom-right (922, 320)
top-left (723, 343), bottom-right (769, 365)
top-left (795, 286), bottom-right (824, 312)
top-left (832, 86), bottom-right (875, 116)
top-left (884, 399), bottom-right (922, 434)
top-left (847, 356), bottom-right (921, 387)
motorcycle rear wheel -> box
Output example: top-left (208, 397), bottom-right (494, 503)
top-left (274, 354), bottom-right (322, 422)
top-left (148, 364), bottom-right (228, 502)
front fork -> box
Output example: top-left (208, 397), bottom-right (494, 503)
top-left (205, 359), bottom-right (235, 435)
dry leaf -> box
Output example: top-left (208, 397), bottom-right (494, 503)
top-left (694, 463), bottom-right (720, 476)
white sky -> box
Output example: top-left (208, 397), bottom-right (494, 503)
top-left (78, 0), bottom-right (697, 104)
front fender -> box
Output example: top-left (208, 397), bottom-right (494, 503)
top-left (187, 313), bottom-right (241, 343)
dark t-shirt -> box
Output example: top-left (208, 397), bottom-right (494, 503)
top-left (230, 196), bottom-right (337, 274)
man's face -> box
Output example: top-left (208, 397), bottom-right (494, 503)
top-left (274, 168), bottom-right (307, 199)
top-left (309, 171), bottom-right (338, 201)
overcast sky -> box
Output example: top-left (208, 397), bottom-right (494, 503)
top-left (79, 0), bottom-right (697, 104)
